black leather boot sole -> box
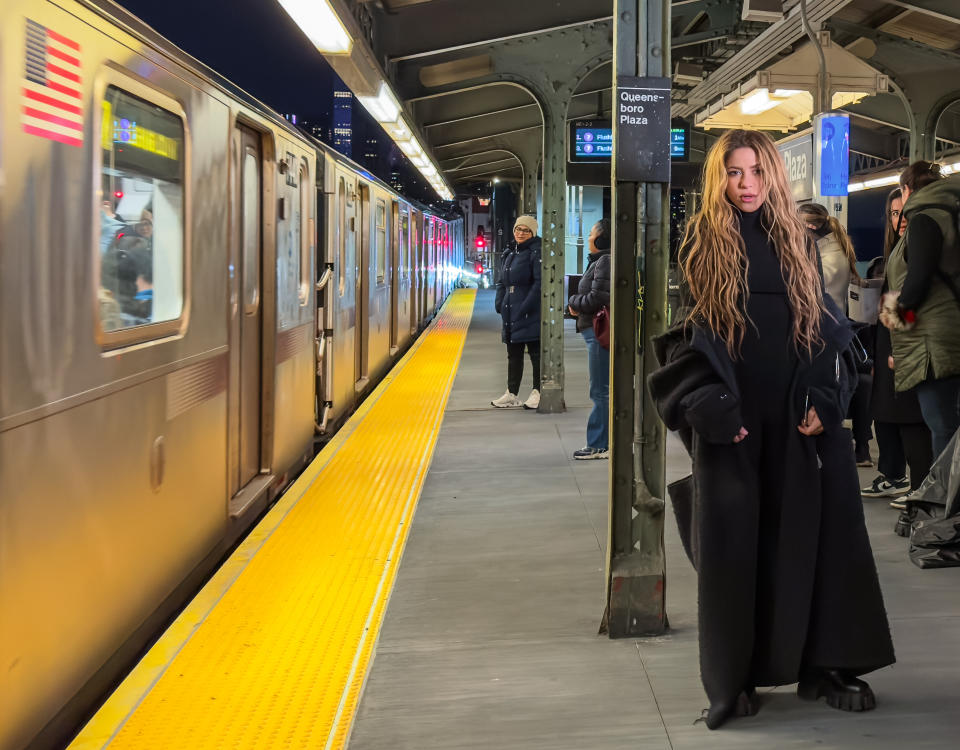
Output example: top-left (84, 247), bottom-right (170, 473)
top-left (704, 688), bottom-right (760, 730)
top-left (798, 670), bottom-right (877, 712)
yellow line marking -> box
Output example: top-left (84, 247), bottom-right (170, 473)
top-left (68, 290), bottom-right (476, 750)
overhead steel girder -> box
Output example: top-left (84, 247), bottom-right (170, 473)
top-left (826, 18), bottom-right (960, 161)
top-left (675, 0), bottom-right (855, 117)
top-left (440, 148), bottom-right (524, 169)
top-left (447, 157), bottom-right (522, 174)
top-left (885, 0), bottom-right (960, 25)
top-left (388, 15), bottom-right (615, 63)
top-left (422, 86), bottom-right (612, 130)
top-left (372, 0), bottom-right (610, 61)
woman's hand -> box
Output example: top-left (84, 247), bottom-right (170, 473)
top-left (797, 406), bottom-right (824, 436)
top-left (888, 355), bottom-right (895, 370)
top-left (732, 427), bottom-right (749, 443)
top-left (568, 305), bottom-right (577, 316)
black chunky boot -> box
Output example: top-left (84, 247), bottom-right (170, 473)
top-left (797, 669), bottom-right (877, 712)
top-left (704, 687), bottom-right (760, 729)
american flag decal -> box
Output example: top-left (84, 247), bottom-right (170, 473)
top-left (22, 18), bottom-right (83, 147)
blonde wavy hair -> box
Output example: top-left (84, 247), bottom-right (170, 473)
top-left (681, 129), bottom-right (825, 357)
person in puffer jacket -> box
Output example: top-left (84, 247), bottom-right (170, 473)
top-left (491, 215), bottom-right (542, 409)
top-left (882, 161), bottom-right (960, 460)
top-left (567, 219), bottom-right (611, 459)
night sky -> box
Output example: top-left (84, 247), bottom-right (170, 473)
top-left (112, 0), bottom-right (440, 204)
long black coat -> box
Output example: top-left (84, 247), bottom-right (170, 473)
top-left (648, 306), bottom-right (895, 710)
top-left (495, 236), bottom-right (541, 343)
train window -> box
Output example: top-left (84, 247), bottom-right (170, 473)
top-left (242, 151), bottom-right (259, 313)
top-left (375, 199), bottom-right (386, 284)
top-left (98, 84), bottom-right (185, 342)
top-left (399, 210), bottom-right (409, 281)
top-left (338, 177), bottom-right (346, 297)
top-left (299, 160), bottom-right (310, 306)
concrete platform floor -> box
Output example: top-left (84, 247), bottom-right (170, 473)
top-left (349, 289), bottom-right (960, 749)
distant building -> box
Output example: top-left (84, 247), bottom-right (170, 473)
top-left (363, 136), bottom-right (379, 167)
top-left (332, 88), bottom-right (352, 158)
top-left (389, 169), bottom-right (403, 192)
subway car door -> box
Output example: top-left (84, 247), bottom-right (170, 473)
top-left (356, 183), bottom-right (371, 386)
top-left (389, 201), bottom-right (399, 353)
top-left (229, 125), bottom-right (263, 498)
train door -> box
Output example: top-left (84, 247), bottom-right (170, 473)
top-left (390, 200), bottom-right (400, 353)
top-left (229, 124), bottom-right (263, 498)
top-left (356, 183), bottom-right (371, 386)
top-left (410, 210), bottom-right (420, 334)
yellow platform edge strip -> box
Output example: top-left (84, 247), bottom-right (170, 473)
top-left (68, 289), bottom-right (476, 750)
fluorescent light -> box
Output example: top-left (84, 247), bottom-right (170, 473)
top-left (277, 0), bottom-right (352, 54)
top-left (356, 82), bottom-right (401, 123)
top-left (848, 173), bottom-right (900, 192)
top-left (388, 118), bottom-right (412, 142)
top-left (398, 137), bottom-right (424, 158)
top-left (940, 161), bottom-right (960, 175)
top-left (773, 89), bottom-right (804, 97)
top-left (864, 175), bottom-right (900, 189)
top-left (410, 153), bottom-right (430, 169)
top-left (740, 89), bottom-right (778, 115)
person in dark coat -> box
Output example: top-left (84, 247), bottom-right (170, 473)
top-left (567, 218), bottom-right (611, 459)
top-left (648, 129), bottom-right (894, 731)
top-left (862, 187), bottom-right (932, 500)
top-left (492, 215), bottom-right (542, 409)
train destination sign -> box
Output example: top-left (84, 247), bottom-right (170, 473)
top-left (615, 76), bottom-right (671, 183)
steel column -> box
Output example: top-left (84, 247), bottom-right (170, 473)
top-left (537, 101), bottom-right (567, 413)
top-left (603, 0), bottom-right (669, 638)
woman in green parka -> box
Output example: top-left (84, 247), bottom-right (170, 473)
top-left (881, 161), bottom-right (960, 459)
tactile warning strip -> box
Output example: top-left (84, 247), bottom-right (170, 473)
top-left (70, 290), bottom-right (476, 750)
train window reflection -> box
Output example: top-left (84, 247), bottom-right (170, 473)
top-left (399, 210), bottom-right (409, 281)
top-left (242, 151), bottom-right (260, 314)
top-left (99, 85), bottom-right (184, 333)
top-left (338, 177), bottom-right (346, 297)
top-left (375, 199), bottom-right (386, 284)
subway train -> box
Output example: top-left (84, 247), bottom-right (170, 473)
top-left (0, 2), bottom-right (464, 748)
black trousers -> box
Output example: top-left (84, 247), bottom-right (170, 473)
top-left (506, 340), bottom-right (540, 394)
top-left (875, 420), bottom-right (933, 490)
top-left (849, 372), bottom-right (873, 448)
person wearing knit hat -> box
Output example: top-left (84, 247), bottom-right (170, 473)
top-left (513, 214), bottom-right (538, 236)
top-left (492, 215), bottom-right (542, 409)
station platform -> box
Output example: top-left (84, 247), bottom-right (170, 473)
top-left (70, 289), bottom-right (959, 750)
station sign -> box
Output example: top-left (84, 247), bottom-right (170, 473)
top-left (776, 132), bottom-right (813, 202)
top-left (614, 75), bottom-right (671, 183)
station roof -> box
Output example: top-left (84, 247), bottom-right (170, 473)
top-left (308, 0), bottom-right (960, 195)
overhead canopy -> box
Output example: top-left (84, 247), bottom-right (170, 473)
top-left (286, 0), bottom-right (960, 195)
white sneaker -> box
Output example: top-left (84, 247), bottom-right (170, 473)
top-left (523, 389), bottom-right (540, 410)
top-left (491, 391), bottom-right (522, 408)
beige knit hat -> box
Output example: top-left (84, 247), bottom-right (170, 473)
top-left (513, 215), bottom-right (539, 235)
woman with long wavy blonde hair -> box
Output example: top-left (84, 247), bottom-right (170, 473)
top-left (649, 128), bottom-right (894, 731)
top-left (682, 129), bottom-right (825, 358)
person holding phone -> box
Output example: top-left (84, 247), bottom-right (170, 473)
top-left (648, 129), bottom-right (894, 730)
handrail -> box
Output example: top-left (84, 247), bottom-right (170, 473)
top-left (315, 268), bottom-right (333, 291)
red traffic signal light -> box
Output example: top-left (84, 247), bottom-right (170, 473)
top-left (474, 262), bottom-right (483, 274)
top-left (475, 236), bottom-right (485, 249)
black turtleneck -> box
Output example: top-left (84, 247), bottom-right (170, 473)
top-left (737, 208), bottom-right (787, 295)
